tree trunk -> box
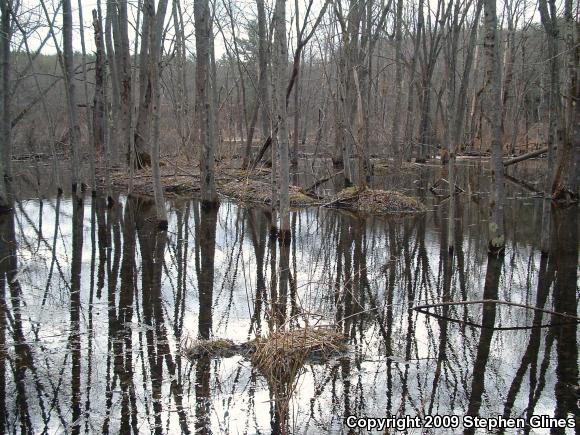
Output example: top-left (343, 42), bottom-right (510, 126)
top-left (195, 0), bottom-right (218, 203)
top-left (77, 0), bottom-right (96, 192)
top-left (503, 147), bottom-right (549, 166)
top-left (0, 0), bottom-right (11, 210)
top-left (256, 0), bottom-right (271, 144)
top-left (448, 0), bottom-right (482, 253)
top-left (148, 0), bottom-right (169, 226)
top-left (133, 0), bottom-right (153, 168)
top-left (224, 0), bottom-right (250, 167)
top-left (63, 0), bottom-right (83, 198)
top-left (538, 0), bottom-right (560, 250)
top-left (116, 0), bottom-right (133, 166)
top-left (243, 103), bottom-right (260, 169)
top-left (483, 0), bottom-right (506, 253)
top-left (291, 0), bottom-right (301, 167)
top-left (104, 0), bottom-right (120, 162)
top-left (171, 0), bottom-right (190, 158)
top-left (274, 0), bottom-right (290, 236)
top-left (391, 0), bottom-right (404, 166)
top-left (92, 8), bottom-right (106, 156)
top-left (551, 0), bottom-right (578, 202)
top-left (418, 85), bottom-right (431, 162)
top-left (403, 0), bottom-right (423, 160)
top-left (501, 20), bottom-right (515, 152)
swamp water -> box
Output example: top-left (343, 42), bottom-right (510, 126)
top-left (0, 162), bottom-right (578, 434)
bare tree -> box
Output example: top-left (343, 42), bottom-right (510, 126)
top-left (105, 0), bottom-right (120, 161)
top-left (257, 0), bottom-right (271, 145)
top-left (92, 7), bottom-right (106, 156)
top-left (273, 0), bottom-right (290, 237)
top-left (170, 0), bottom-right (191, 158)
top-left (195, 0), bottom-right (218, 203)
top-left (12, 11), bottom-right (62, 193)
top-left (77, 0), bottom-right (96, 192)
top-left (483, 0), bottom-right (506, 253)
top-left (63, 0), bottom-right (83, 198)
top-left (447, 0), bottom-right (482, 253)
top-left (147, 0), bottom-right (170, 225)
top-left (0, 0), bottom-right (12, 210)
top-left (551, 0), bottom-right (578, 202)
top-left (115, 0), bottom-right (133, 167)
top-left (390, 0), bottom-right (404, 166)
top-left (134, 0), bottom-right (153, 168)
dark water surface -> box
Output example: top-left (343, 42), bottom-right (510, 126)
top-left (1, 162), bottom-right (578, 434)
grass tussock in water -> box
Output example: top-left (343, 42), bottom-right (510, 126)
top-left (252, 326), bottom-right (347, 380)
top-left (220, 179), bottom-right (317, 206)
top-left (183, 326), bottom-right (346, 364)
top-left (331, 187), bottom-right (426, 214)
top-left (250, 326), bottom-right (346, 432)
top-left (184, 338), bottom-right (252, 359)
top-left (374, 161), bottom-right (420, 174)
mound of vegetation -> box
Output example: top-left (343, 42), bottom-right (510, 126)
top-left (374, 161), bottom-right (420, 174)
top-left (252, 326), bottom-right (347, 381)
top-left (220, 179), bottom-right (317, 206)
top-left (329, 187), bottom-right (426, 214)
top-left (184, 338), bottom-right (253, 359)
top-left (184, 326), bottom-right (347, 366)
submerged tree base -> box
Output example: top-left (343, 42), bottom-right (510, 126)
top-left (552, 186), bottom-right (578, 208)
top-left (0, 204), bottom-right (13, 214)
top-left (327, 187), bottom-right (426, 214)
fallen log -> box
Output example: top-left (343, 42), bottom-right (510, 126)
top-left (503, 147), bottom-right (548, 167)
top-left (249, 136), bottom-right (272, 170)
top-left (304, 170), bottom-right (343, 193)
top-left (504, 174), bottom-right (542, 194)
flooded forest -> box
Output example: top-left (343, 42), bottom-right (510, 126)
top-left (0, 0), bottom-right (578, 433)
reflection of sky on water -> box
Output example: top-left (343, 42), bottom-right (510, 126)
top-left (1, 163), bottom-right (578, 434)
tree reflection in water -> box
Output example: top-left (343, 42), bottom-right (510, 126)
top-left (0, 179), bottom-right (577, 433)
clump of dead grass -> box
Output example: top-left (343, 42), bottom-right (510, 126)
top-left (374, 161), bottom-right (420, 174)
top-left (251, 326), bottom-right (347, 380)
top-left (330, 187), bottom-right (426, 214)
top-left (220, 179), bottom-right (316, 206)
top-left (183, 327), bottom-right (346, 434)
top-left (251, 326), bottom-right (346, 433)
top-left (184, 338), bottom-right (253, 359)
